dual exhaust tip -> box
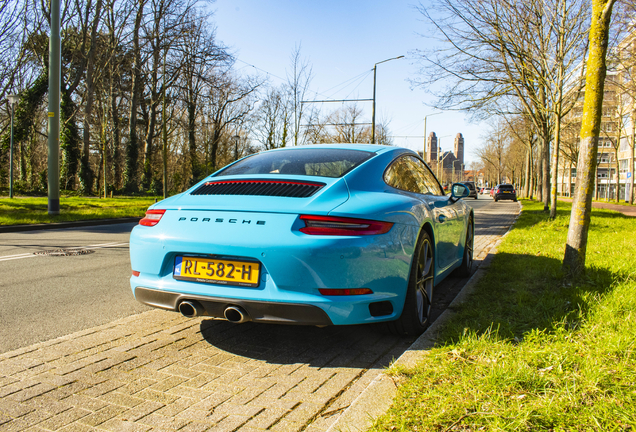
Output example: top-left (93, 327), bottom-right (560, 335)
top-left (178, 300), bottom-right (250, 323)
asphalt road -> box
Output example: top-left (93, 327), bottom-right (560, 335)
top-left (0, 195), bottom-right (498, 355)
top-left (0, 222), bottom-right (150, 353)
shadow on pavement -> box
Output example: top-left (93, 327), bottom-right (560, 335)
top-left (199, 318), bottom-right (416, 369)
top-left (197, 268), bottom-right (476, 368)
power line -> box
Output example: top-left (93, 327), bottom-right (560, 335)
top-left (235, 58), bottom-right (375, 104)
top-left (301, 99), bottom-right (373, 104)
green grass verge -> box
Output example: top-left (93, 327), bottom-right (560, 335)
top-left (371, 199), bottom-right (636, 431)
top-left (0, 196), bottom-right (158, 225)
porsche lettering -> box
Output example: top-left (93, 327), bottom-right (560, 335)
top-left (177, 217), bottom-right (266, 225)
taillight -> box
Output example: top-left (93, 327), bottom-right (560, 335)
top-left (299, 215), bottom-right (393, 236)
top-left (319, 288), bottom-right (373, 296)
top-left (132, 271), bottom-right (140, 277)
top-left (139, 209), bottom-right (166, 226)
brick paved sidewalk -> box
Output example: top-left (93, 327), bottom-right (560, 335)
top-left (473, 201), bottom-right (521, 261)
top-left (0, 202), bottom-right (520, 432)
top-left (558, 197), bottom-right (636, 217)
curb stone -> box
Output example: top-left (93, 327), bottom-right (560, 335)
top-left (0, 217), bottom-right (141, 233)
top-left (327, 201), bottom-right (522, 432)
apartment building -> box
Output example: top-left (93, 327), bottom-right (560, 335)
top-left (557, 29), bottom-right (636, 201)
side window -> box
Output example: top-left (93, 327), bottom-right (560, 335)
top-left (410, 157), bottom-right (444, 196)
top-left (384, 157), bottom-right (420, 193)
top-left (384, 155), bottom-right (443, 196)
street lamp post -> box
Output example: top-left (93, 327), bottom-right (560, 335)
top-left (437, 149), bottom-right (452, 185)
top-left (372, 55), bottom-right (404, 144)
top-left (7, 94), bottom-right (19, 198)
top-left (48, 0), bottom-right (61, 215)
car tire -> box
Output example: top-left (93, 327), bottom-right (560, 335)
top-left (454, 216), bottom-right (473, 277)
top-left (387, 231), bottom-right (434, 336)
top-left (494, 197), bottom-right (498, 202)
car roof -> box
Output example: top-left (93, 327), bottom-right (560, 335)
top-left (257, 143), bottom-right (404, 155)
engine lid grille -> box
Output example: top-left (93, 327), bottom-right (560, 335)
top-left (191, 179), bottom-right (326, 198)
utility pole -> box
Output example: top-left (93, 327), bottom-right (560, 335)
top-left (372, 56), bottom-right (404, 144)
top-left (48, 0), bottom-right (61, 215)
top-left (162, 44), bottom-right (168, 199)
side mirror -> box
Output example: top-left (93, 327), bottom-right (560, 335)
top-left (450, 183), bottom-right (470, 200)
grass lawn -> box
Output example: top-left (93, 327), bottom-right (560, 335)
top-left (0, 196), bottom-right (158, 225)
top-left (371, 199), bottom-right (636, 431)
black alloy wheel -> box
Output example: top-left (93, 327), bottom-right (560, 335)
top-left (387, 231), bottom-right (434, 335)
top-left (455, 216), bottom-right (474, 277)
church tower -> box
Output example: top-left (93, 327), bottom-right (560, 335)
top-left (426, 132), bottom-right (438, 164)
top-left (454, 133), bottom-right (464, 165)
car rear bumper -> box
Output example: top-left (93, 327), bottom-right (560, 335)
top-left (129, 210), bottom-right (416, 325)
top-left (134, 286), bottom-right (334, 325)
top-left (495, 193), bottom-right (517, 200)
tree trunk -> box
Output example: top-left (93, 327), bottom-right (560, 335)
top-left (523, 148), bottom-right (531, 198)
top-left (542, 133), bottom-right (550, 211)
top-left (563, 0), bottom-right (616, 277)
top-left (550, 117), bottom-right (562, 219)
top-left (107, 1), bottom-right (121, 192)
top-left (123, 0), bottom-right (145, 193)
top-left (615, 150), bottom-right (620, 202)
top-left (110, 80), bottom-right (121, 191)
top-left (188, 100), bottom-right (200, 185)
top-left (78, 0), bottom-right (103, 194)
top-left (537, 145), bottom-right (543, 203)
top-left (631, 111), bottom-right (635, 204)
top-left (568, 161), bottom-right (573, 199)
top-left (60, 88), bottom-right (81, 190)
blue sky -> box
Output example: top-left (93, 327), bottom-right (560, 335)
top-left (211, 0), bottom-right (486, 165)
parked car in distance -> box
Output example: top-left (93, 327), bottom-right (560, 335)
top-left (461, 181), bottom-right (478, 199)
top-left (494, 184), bottom-right (517, 202)
top-left (129, 144), bottom-right (475, 336)
top-left (482, 187), bottom-right (491, 195)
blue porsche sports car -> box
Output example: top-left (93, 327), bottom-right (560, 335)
top-left (130, 144), bottom-right (474, 335)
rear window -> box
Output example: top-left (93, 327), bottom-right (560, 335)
top-left (215, 148), bottom-right (375, 178)
top-left (498, 185), bottom-right (514, 190)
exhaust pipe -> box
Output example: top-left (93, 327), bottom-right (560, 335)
top-left (178, 300), bottom-right (204, 318)
top-left (224, 305), bottom-right (250, 323)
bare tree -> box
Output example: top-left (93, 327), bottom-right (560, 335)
top-left (563, 0), bottom-right (618, 276)
top-left (611, 15), bottom-right (636, 204)
top-left (78, 0), bottom-right (104, 193)
top-left (123, 0), bottom-right (147, 193)
top-left (253, 86), bottom-right (291, 150)
top-left (202, 72), bottom-right (261, 178)
top-left (286, 44), bottom-right (313, 147)
top-left (412, 0), bottom-right (589, 211)
top-left (476, 120), bottom-right (509, 185)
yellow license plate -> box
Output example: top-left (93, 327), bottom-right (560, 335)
top-left (173, 256), bottom-right (260, 287)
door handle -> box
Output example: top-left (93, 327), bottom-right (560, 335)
top-left (438, 214), bottom-right (447, 223)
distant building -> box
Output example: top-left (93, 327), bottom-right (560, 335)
top-left (425, 132), bottom-right (465, 184)
top-left (556, 28), bottom-right (635, 201)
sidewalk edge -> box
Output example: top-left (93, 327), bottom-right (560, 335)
top-left (0, 217), bottom-right (141, 233)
